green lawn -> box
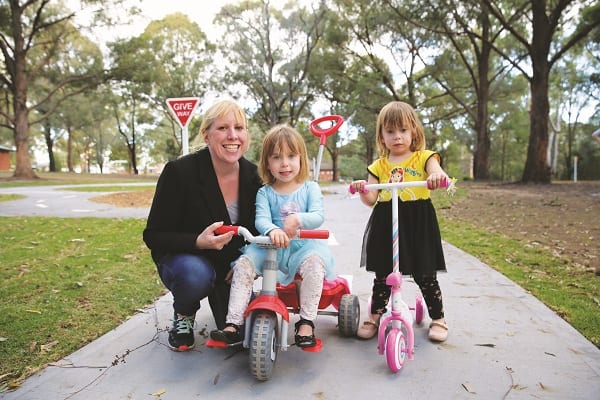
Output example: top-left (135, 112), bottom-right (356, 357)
top-left (0, 217), bottom-right (165, 390)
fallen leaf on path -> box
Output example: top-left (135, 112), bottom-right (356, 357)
top-left (151, 388), bottom-right (166, 397)
top-left (462, 383), bottom-right (476, 393)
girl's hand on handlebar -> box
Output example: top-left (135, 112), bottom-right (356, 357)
top-left (350, 180), bottom-right (367, 194)
top-left (427, 173), bottom-right (449, 190)
top-left (283, 214), bottom-right (301, 238)
top-left (196, 221), bottom-right (235, 250)
top-left (269, 228), bottom-right (290, 248)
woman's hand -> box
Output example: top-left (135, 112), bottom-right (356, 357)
top-left (195, 221), bottom-right (235, 250)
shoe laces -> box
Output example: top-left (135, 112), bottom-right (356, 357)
top-left (174, 315), bottom-right (195, 334)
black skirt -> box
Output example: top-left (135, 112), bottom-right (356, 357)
top-left (360, 199), bottom-right (446, 278)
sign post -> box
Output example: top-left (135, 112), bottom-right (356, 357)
top-left (166, 97), bottom-right (200, 156)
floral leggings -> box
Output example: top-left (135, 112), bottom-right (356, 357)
top-left (370, 274), bottom-right (444, 320)
top-left (225, 254), bottom-right (326, 325)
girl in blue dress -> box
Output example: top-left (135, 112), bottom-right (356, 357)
top-left (211, 124), bottom-right (335, 347)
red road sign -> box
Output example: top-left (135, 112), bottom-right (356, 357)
top-left (166, 97), bottom-right (200, 128)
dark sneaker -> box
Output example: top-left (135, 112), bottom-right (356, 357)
top-left (168, 313), bottom-right (195, 351)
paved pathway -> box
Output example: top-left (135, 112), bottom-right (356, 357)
top-left (1, 184), bottom-right (599, 399)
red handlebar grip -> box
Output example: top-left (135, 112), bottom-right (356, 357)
top-left (215, 225), bottom-right (239, 235)
top-left (298, 229), bottom-right (329, 239)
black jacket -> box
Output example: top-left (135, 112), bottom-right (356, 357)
top-left (143, 148), bottom-right (262, 282)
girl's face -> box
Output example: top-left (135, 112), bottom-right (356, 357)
top-left (204, 111), bottom-right (248, 164)
top-left (382, 125), bottom-right (413, 157)
top-left (267, 143), bottom-right (301, 185)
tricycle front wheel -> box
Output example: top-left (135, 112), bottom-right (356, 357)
top-left (249, 311), bottom-right (279, 381)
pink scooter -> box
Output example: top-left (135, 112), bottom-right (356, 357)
top-left (350, 178), bottom-right (456, 372)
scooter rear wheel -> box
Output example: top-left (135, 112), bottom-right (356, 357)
top-left (249, 311), bottom-right (279, 381)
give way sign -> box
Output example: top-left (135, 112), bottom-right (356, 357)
top-left (166, 97), bottom-right (200, 128)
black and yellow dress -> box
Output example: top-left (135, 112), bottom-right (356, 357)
top-left (360, 150), bottom-right (447, 318)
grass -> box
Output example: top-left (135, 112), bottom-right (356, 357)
top-left (0, 171), bottom-right (156, 187)
top-left (0, 194), bottom-right (24, 202)
top-left (0, 217), bottom-right (165, 390)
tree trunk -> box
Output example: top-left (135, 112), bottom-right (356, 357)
top-left (67, 127), bottom-right (74, 172)
top-left (521, 3), bottom-right (552, 184)
top-left (12, 40), bottom-right (36, 178)
top-left (43, 124), bottom-right (57, 172)
top-left (472, 32), bottom-right (491, 180)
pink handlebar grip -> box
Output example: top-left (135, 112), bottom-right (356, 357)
top-left (426, 177), bottom-right (449, 190)
top-left (298, 229), bottom-right (329, 239)
top-left (215, 225), bottom-right (239, 235)
top-left (348, 184), bottom-right (368, 195)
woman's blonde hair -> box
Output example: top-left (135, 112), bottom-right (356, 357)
top-left (259, 124), bottom-right (310, 185)
top-left (375, 101), bottom-right (425, 157)
top-left (199, 99), bottom-right (247, 137)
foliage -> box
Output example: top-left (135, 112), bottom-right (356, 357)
top-left (0, 0), bottom-right (598, 183)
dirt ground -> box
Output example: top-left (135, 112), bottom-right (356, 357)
top-left (92, 181), bottom-right (600, 275)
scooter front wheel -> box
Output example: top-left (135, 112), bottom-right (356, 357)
top-left (249, 311), bottom-right (279, 381)
top-left (384, 327), bottom-right (406, 373)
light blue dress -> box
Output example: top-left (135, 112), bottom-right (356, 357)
top-left (241, 181), bottom-right (336, 285)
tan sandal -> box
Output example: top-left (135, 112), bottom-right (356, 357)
top-left (428, 320), bottom-right (448, 342)
top-left (357, 319), bottom-right (379, 339)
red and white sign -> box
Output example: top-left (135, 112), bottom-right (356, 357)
top-left (166, 97), bottom-right (200, 128)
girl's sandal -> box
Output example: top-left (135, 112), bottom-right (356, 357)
top-left (210, 323), bottom-right (242, 344)
top-left (357, 320), bottom-right (379, 339)
top-left (295, 319), bottom-right (316, 347)
top-left (428, 320), bottom-right (448, 342)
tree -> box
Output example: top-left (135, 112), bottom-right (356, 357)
top-left (0, 0), bottom-right (113, 179)
top-left (481, 0), bottom-right (600, 183)
top-left (214, 0), bottom-right (329, 130)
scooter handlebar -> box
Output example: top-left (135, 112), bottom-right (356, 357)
top-left (348, 177), bottom-right (456, 194)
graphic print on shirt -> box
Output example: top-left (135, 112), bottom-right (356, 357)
top-left (280, 201), bottom-right (301, 220)
top-left (389, 165), bottom-right (417, 201)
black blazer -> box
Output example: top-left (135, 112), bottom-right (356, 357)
top-left (143, 148), bottom-right (262, 282)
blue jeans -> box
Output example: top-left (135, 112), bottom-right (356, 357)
top-left (156, 253), bottom-right (230, 328)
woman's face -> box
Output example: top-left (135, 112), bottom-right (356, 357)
top-left (204, 111), bottom-right (248, 164)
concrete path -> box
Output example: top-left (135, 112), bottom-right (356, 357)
top-left (1, 184), bottom-right (598, 399)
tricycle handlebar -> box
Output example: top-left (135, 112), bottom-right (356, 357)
top-left (215, 225), bottom-right (329, 244)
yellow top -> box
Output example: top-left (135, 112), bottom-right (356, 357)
top-left (367, 150), bottom-right (440, 202)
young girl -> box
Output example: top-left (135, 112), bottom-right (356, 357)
top-left (350, 101), bottom-right (450, 342)
top-left (210, 124), bottom-right (336, 347)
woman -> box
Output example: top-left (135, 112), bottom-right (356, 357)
top-left (143, 99), bottom-right (262, 351)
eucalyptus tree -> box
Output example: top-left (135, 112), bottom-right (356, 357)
top-left (480, 0), bottom-right (600, 183)
top-left (0, 0), bottom-right (129, 179)
top-left (29, 24), bottom-right (104, 172)
top-left (138, 13), bottom-right (214, 157)
top-left (213, 0), bottom-right (329, 130)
